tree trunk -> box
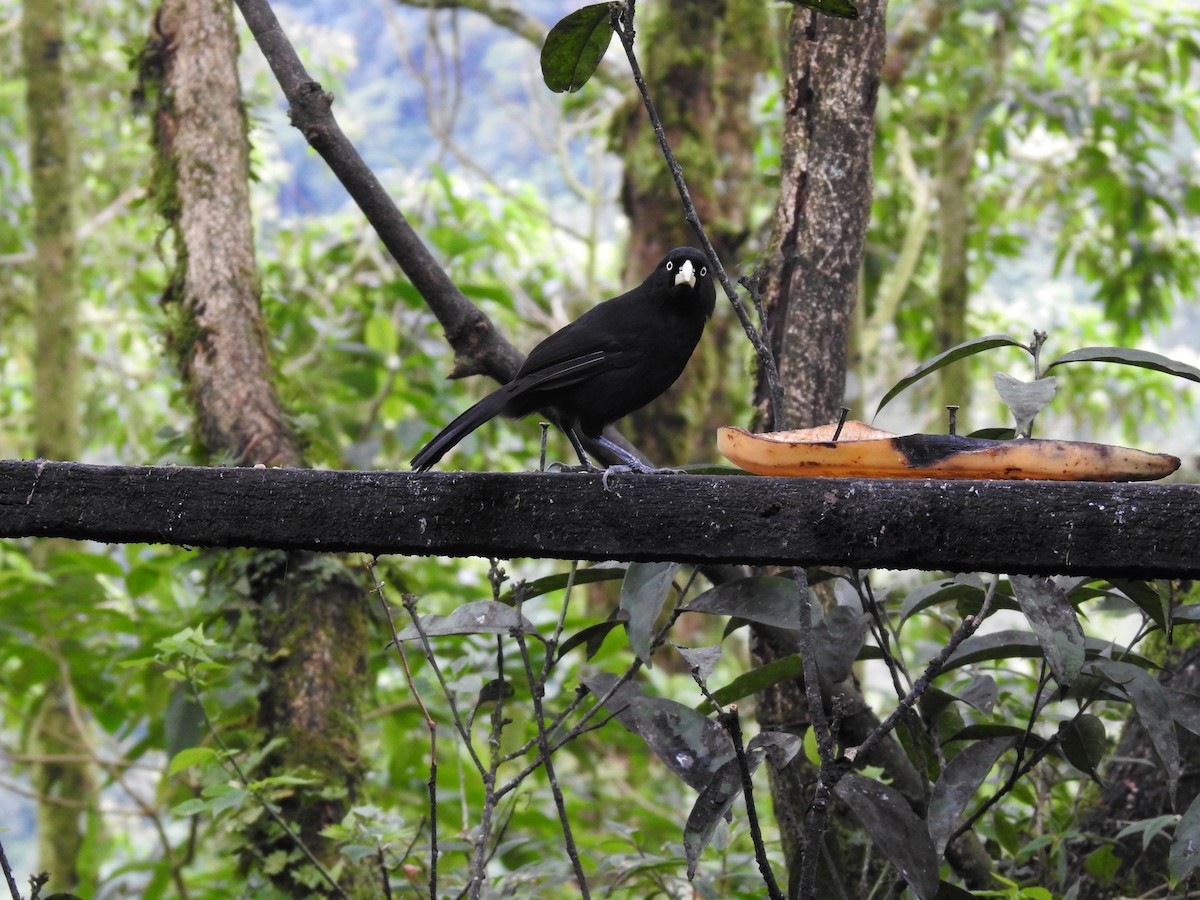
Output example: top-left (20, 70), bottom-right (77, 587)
top-left (1069, 638), bottom-right (1200, 898)
top-left (619, 0), bottom-right (770, 465)
top-left (148, 0), bottom-right (372, 893)
top-left (752, 2), bottom-right (888, 891)
top-left (756, 5), bottom-right (885, 432)
top-left (21, 0), bottom-right (99, 893)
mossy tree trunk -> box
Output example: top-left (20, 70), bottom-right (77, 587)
top-left (752, 2), bottom-right (890, 891)
top-left (21, 0), bottom-right (100, 893)
top-left (1068, 625), bottom-right (1200, 897)
top-left (147, 0), bottom-right (372, 894)
top-left (619, 0), bottom-right (771, 466)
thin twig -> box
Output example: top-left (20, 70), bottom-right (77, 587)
top-left (399, 592), bottom-right (488, 775)
top-left (378, 843), bottom-right (394, 900)
top-left (0, 837), bottom-right (21, 900)
top-left (717, 706), bottom-right (785, 900)
top-left (845, 575), bottom-right (999, 768)
top-left (368, 560), bottom-right (440, 899)
top-left (186, 672), bottom-right (347, 898)
top-left (513, 585), bottom-right (592, 898)
top-left (794, 567), bottom-right (835, 897)
top-left (610, 1), bottom-right (786, 430)
top-left (466, 636), bottom-right (509, 900)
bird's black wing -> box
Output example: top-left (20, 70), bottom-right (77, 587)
top-left (509, 349), bottom-right (611, 392)
top-left (514, 292), bottom-right (646, 383)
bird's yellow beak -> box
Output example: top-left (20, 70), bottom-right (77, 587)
top-left (674, 259), bottom-right (696, 289)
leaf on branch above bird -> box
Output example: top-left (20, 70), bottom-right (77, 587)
top-left (993, 372), bottom-right (1057, 437)
top-left (779, 0), bottom-right (860, 19)
top-left (540, 3), bottom-right (613, 93)
top-left (874, 334), bottom-right (1024, 419)
top-left (1044, 345), bottom-right (1200, 384)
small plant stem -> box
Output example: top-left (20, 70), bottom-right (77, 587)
top-left (610, 0), bottom-right (786, 429)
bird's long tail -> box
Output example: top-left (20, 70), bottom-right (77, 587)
top-left (411, 387), bottom-right (511, 471)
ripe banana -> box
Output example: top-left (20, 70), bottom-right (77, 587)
top-left (716, 421), bottom-right (1179, 481)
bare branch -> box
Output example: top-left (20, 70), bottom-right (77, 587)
top-left (232, 0), bottom-right (524, 383)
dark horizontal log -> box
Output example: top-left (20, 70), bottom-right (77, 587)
top-left (1, 459), bottom-right (1197, 577)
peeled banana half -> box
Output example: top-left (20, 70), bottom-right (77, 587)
top-left (716, 421), bottom-right (1180, 481)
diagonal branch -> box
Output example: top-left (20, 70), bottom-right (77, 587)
top-left (232, 0), bottom-right (523, 383)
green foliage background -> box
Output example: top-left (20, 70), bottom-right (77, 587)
top-left (2, 0), bottom-right (1200, 897)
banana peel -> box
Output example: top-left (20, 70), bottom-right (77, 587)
top-left (716, 421), bottom-right (1179, 481)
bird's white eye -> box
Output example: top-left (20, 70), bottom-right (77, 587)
top-left (700, 266), bottom-right (708, 276)
top-left (666, 261), bottom-right (674, 271)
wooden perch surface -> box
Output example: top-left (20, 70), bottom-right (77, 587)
top-left (1, 460), bottom-right (1198, 577)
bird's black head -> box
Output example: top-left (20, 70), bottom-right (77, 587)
top-left (651, 247), bottom-right (717, 319)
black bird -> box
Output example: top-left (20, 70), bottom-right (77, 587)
top-left (411, 247), bottom-right (717, 472)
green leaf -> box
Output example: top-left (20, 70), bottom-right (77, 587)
top-left (499, 566), bottom-right (623, 605)
top-left (540, 4), bottom-right (613, 93)
top-left (557, 617), bottom-right (624, 660)
top-left (1107, 578), bottom-right (1169, 631)
top-left (928, 737), bottom-right (1014, 855)
top-left (942, 630), bottom-right (1155, 673)
top-left (701, 653), bottom-right (804, 711)
top-left (620, 562), bottom-right (680, 667)
top-left (900, 576), bottom-right (988, 626)
top-left (168, 746), bottom-right (217, 777)
top-left (1171, 793), bottom-right (1200, 882)
top-left (1010, 575), bottom-right (1086, 688)
top-left (1044, 346), bottom-right (1200, 384)
top-left (1116, 814), bottom-right (1179, 850)
top-left (779, 0), bottom-right (859, 18)
top-left (682, 576), bottom-right (802, 631)
top-left (874, 334), bottom-right (1025, 419)
top-left (1086, 659), bottom-right (1179, 806)
top-left (834, 774), bottom-right (940, 900)
top-left (1084, 844), bottom-right (1122, 883)
top-left (1060, 714), bottom-right (1107, 781)
top-left (992, 372), bottom-right (1057, 436)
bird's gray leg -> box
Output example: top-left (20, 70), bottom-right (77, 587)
top-left (545, 426), bottom-right (601, 472)
top-left (567, 428), bottom-right (598, 468)
top-left (592, 435), bottom-right (684, 489)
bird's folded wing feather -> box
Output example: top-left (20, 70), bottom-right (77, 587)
top-left (511, 350), bottom-right (612, 391)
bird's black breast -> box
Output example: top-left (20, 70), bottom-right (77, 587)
top-left (501, 247), bottom-right (714, 433)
